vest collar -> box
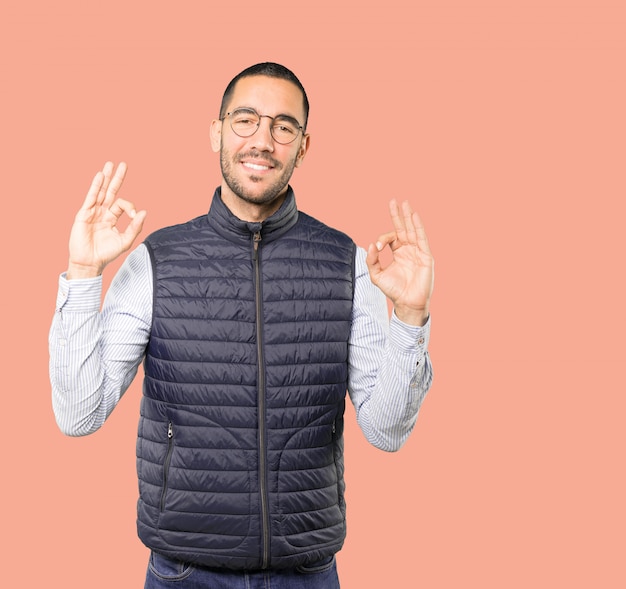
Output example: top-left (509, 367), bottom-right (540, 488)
top-left (207, 186), bottom-right (299, 245)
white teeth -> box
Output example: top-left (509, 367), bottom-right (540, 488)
top-left (243, 162), bottom-right (270, 171)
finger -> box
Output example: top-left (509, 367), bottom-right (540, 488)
top-left (388, 199), bottom-right (408, 242)
top-left (374, 231), bottom-right (396, 252)
top-left (119, 209), bottom-right (147, 250)
top-left (401, 200), bottom-right (419, 245)
top-left (102, 162), bottom-right (127, 208)
top-left (365, 242), bottom-right (383, 284)
top-left (81, 170), bottom-right (106, 211)
top-left (411, 210), bottom-right (432, 254)
top-left (108, 197), bottom-right (138, 222)
top-left (95, 161), bottom-right (115, 206)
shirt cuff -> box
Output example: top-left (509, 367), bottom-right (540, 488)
top-left (389, 312), bottom-right (431, 367)
top-left (56, 273), bottom-right (103, 312)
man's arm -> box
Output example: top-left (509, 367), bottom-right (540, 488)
top-left (49, 161), bottom-right (149, 435)
top-left (349, 200), bottom-right (435, 451)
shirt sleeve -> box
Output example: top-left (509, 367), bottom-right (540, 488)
top-left (347, 247), bottom-right (433, 452)
top-left (49, 245), bottom-right (153, 436)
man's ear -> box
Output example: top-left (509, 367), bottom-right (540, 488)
top-left (295, 133), bottom-right (311, 168)
top-left (210, 119), bottom-right (222, 153)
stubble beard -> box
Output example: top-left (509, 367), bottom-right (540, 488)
top-left (220, 145), bottom-right (298, 207)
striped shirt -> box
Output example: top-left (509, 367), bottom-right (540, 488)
top-left (49, 244), bottom-right (432, 451)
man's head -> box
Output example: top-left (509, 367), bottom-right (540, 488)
top-left (210, 63), bottom-right (311, 221)
top-left (219, 62), bottom-right (309, 131)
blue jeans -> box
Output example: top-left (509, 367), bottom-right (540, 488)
top-left (144, 552), bottom-right (340, 589)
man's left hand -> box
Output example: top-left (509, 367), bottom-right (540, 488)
top-left (366, 199), bottom-right (434, 326)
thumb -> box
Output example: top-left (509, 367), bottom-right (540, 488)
top-left (365, 243), bottom-right (383, 283)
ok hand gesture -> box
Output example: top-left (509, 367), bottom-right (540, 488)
top-left (67, 162), bottom-right (147, 279)
top-left (366, 200), bottom-right (434, 326)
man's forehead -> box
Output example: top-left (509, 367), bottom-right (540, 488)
top-left (227, 75), bottom-right (305, 118)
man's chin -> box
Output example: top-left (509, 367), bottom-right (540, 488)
top-left (228, 175), bottom-right (286, 203)
top-left (238, 188), bottom-right (287, 206)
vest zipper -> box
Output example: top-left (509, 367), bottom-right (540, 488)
top-left (160, 421), bottom-right (174, 512)
top-left (253, 231), bottom-right (271, 569)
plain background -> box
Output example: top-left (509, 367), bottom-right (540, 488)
top-left (2, 1), bottom-right (624, 587)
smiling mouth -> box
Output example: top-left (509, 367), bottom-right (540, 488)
top-left (242, 162), bottom-right (272, 172)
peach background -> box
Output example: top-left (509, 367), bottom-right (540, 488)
top-left (2, 1), bottom-right (625, 587)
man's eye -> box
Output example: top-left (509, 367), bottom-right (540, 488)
top-left (276, 125), bottom-right (295, 134)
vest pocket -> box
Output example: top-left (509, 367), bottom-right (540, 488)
top-left (160, 421), bottom-right (174, 512)
top-left (332, 420), bottom-right (344, 509)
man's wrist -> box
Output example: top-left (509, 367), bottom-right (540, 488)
top-left (66, 262), bottom-right (103, 280)
top-left (394, 306), bottom-right (429, 327)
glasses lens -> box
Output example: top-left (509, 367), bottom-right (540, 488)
top-left (271, 117), bottom-right (300, 144)
top-left (230, 109), bottom-right (260, 137)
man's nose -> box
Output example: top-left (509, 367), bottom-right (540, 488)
top-left (249, 116), bottom-right (275, 151)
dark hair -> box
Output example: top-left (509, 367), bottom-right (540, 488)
top-left (219, 62), bottom-right (310, 130)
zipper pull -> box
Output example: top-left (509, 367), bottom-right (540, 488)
top-left (167, 422), bottom-right (173, 439)
top-left (253, 231), bottom-right (262, 260)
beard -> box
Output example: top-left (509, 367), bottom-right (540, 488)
top-left (220, 145), bottom-right (298, 207)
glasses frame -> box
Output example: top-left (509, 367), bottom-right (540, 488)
top-left (221, 108), bottom-right (305, 145)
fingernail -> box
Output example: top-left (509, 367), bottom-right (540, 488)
top-left (376, 241), bottom-right (383, 251)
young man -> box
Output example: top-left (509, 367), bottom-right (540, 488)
top-left (50, 62), bottom-right (434, 588)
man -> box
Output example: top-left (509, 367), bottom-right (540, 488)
top-left (50, 62), bottom-right (434, 588)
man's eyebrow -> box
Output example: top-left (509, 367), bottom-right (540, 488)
top-left (230, 106), bottom-right (257, 113)
top-left (274, 113), bottom-right (301, 125)
top-left (233, 106), bottom-right (302, 125)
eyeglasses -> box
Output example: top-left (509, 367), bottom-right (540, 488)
top-left (221, 108), bottom-right (304, 145)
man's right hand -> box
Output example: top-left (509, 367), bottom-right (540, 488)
top-left (67, 162), bottom-right (147, 280)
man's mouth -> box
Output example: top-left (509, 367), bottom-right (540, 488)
top-left (242, 161), bottom-right (272, 172)
top-left (237, 151), bottom-right (280, 173)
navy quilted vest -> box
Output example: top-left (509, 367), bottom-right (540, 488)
top-left (136, 188), bottom-right (355, 570)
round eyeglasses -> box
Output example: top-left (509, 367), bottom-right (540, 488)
top-left (221, 108), bottom-right (304, 145)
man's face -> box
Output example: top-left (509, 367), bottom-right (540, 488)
top-left (211, 75), bottom-right (309, 214)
